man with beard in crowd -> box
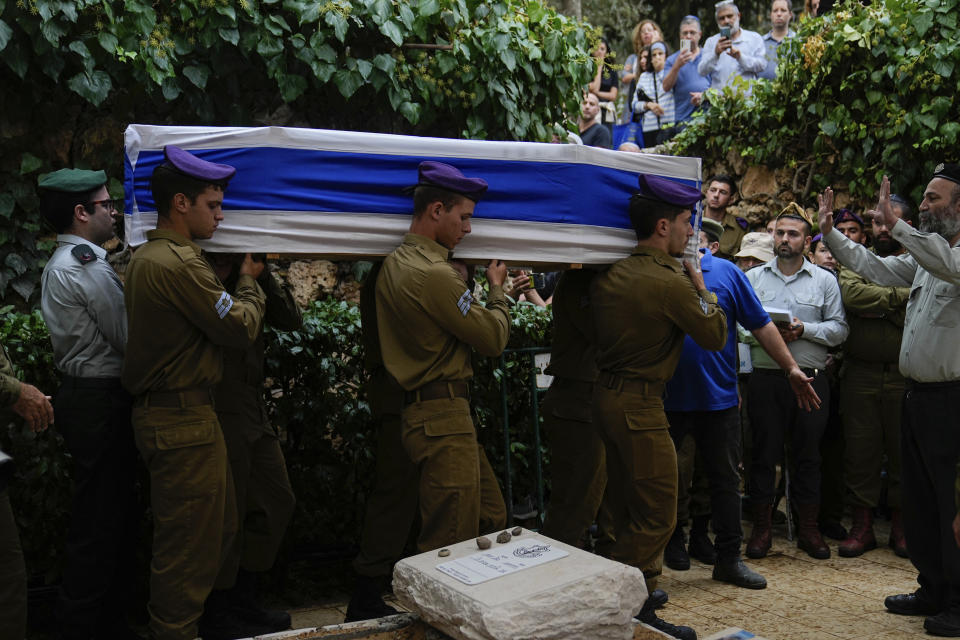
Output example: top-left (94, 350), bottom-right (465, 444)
top-left (820, 167), bottom-right (960, 636)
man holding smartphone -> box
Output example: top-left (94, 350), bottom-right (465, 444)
top-left (663, 16), bottom-right (712, 126)
top-left (698, 0), bottom-right (767, 92)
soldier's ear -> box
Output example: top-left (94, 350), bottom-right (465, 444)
top-left (74, 203), bottom-right (89, 224)
top-left (655, 217), bottom-right (671, 237)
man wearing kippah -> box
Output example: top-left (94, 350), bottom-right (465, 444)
top-left (376, 161), bottom-right (509, 555)
top-left (744, 206), bottom-right (848, 561)
top-left (591, 174), bottom-right (727, 640)
top-left (819, 166), bottom-right (960, 637)
top-left (37, 168), bottom-right (140, 639)
top-left (122, 146), bottom-right (266, 640)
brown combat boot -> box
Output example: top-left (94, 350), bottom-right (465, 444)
top-left (889, 508), bottom-right (908, 558)
top-left (796, 503), bottom-right (830, 559)
top-left (838, 506), bottom-right (877, 557)
top-left (745, 502), bottom-right (773, 559)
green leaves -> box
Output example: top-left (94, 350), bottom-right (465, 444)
top-left (183, 64), bottom-right (210, 89)
top-left (19, 154), bottom-right (42, 176)
top-left (66, 70), bottom-right (112, 106)
top-left (676, 0), bottom-right (960, 205)
top-left (0, 19), bottom-right (12, 52)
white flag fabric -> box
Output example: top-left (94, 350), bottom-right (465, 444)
top-left (124, 124), bottom-right (701, 265)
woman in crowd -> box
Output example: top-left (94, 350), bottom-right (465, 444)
top-left (620, 19), bottom-right (664, 123)
top-left (633, 42), bottom-right (675, 146)
top-left (588, 37), bottom-right (619, 136)
top-left (810, 233), bottom-right (838, 273)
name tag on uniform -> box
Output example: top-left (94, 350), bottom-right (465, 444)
top-left (457, 289), bottom-right (472, 316)
top-left (215, 291), bottom-right (234, 319)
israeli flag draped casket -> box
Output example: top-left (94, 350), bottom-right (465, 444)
top-left (124, 124), bottom-right (702, 265)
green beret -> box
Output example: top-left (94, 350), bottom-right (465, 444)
top-left (38, 169), bottom-right (107, 193)
top-left (701, 217), bottom-right (725, 243)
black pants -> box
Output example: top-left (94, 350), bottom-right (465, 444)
top-left (747, 369), bottom-right (830, 505)
top-left (901, 382), bottom-right (960, 612)
top-left (54, 376), bottom-right (140, 639)
top-left (667, 407), bottom-right (743, 560)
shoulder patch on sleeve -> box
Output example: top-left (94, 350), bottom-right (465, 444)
top-left (736, 217), bottom-right (749, 230)
top-left (457, 289), bottom-right (473, 316)
top-left (215, 291), bottom-right (234, 319)
top-left (70, 244), bottom-right (97, 265)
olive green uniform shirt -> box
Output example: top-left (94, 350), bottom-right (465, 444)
top-left (122, 229), bottom-right (266, 395)
top-left (839, 264), bottom-right (908, 364)
top-left (0, 345), bottom-right (20, 408)
top-left (375, 233), bottom-right (510, 390)
top-left (214, 271), bottom-right (301, 439)
top-left (718, 212), bottom-right (748, 261)
top-left (544, 269), bottom-right (598, 383)
top-left (591, 246), bottom-right (727, 381)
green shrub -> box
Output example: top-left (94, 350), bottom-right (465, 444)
top-left (674, 0), bottom-right (960, 204)
top-left (1, 295), bottom-right (553, 580)
top-left (0, 0), bottom-right (594, 307)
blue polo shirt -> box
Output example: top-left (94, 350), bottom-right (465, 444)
top-left (664, 49), bottom-right (712, 123)
top-left (664, 251), bottom-right (771, 412)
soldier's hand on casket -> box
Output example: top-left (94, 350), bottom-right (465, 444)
top-left (486, 260), bottom-right (507, 287)
top-left (239, 253), bottom-right (266, 280)
top-left (12, 383), bottom-right (54, 432)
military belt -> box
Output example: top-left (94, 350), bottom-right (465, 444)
top-left (133, 388), bottom-right (215, 409)
top-left (549, 377), bottom-right (594, 395)
top-left (403, 381), bottom-right (470, 406)
top-left (596, 371), bottom-right (663, 396)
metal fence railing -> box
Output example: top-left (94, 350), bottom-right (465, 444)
top-left (498, 346), bottom-right (551, 527)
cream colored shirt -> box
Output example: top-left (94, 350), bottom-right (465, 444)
top-left (824, 222), bottom-right (960, 382)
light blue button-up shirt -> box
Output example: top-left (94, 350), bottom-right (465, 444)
top-left (746, 257), bottom-right (848, 369)
top-left (40, 234), bottom-right (126, 378)
top-left (759, 29), bottom-right (796, 80)
top-left (698, 28), bottom-right (767, 91)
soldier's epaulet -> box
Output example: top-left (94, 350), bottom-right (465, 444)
top-left (653, 254), bottom-right (682, 272)
top-left (70, 244), bottom-right (97, 265)
top-left (170, 244), bottom-right (198, 263)
top-left (736, 217), bottom-right (748, 230)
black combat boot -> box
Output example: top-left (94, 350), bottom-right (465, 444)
top-left (199, 588), bottom-right (274, 640)
top-left (345, 575), bottom-right (398, 622)
top-left (231, 569), bottom-right (291, 632)
top-left (664, 524), bottom-right (690, 571)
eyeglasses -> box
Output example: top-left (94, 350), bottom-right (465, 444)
top-left (86, 198), bottom-right (118, 212)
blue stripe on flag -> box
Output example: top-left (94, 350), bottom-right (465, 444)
top-left (126, 147), bottom-right (699, 231)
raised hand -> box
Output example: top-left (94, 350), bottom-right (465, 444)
top-left (817, 187), bottom-right (835, 235)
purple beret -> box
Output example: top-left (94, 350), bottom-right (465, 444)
top-left (811, 233), bottom-right (823, 244)
top-left (162, 145), bottom-right (236, 183)
top-left (409, 161), bottom-right (488, 201)
top-left (636, 174), bottom-right (703, 208)
top-left (834, 208), bottom-right (863, 227)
